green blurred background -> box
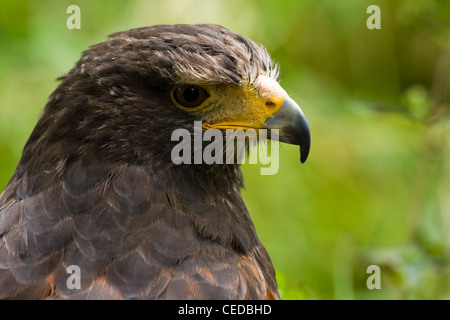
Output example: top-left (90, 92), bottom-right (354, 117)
top-left (1, 0), bottom-right (449, 299)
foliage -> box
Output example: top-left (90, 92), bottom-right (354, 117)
top-left (0, 0), bottom-right (449, 299)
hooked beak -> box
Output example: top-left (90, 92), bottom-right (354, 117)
top-left (263, 96), bottom-right (311, 163)
top-left (201, 75), bottom-right (311, 163)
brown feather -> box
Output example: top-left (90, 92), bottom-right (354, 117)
top-left (0, 24), bottom-right (280, 300)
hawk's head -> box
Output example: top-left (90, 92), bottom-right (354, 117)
top-left (1, 24), bottom-right (311, 300)
top-left (21, 24), bottom-right (309, 176)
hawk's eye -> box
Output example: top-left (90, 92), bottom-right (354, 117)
top-left (173, 85), bottom-right (209, 109)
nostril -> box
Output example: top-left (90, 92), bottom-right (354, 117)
top-left (265, 101), bottom-right (276, 107)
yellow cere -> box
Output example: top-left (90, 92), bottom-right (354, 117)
top-left (202, 75), bottom-right (287, 130)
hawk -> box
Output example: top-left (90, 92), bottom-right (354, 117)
top-left (0, 24), bottom-right (310, 299)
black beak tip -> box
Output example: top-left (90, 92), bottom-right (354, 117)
top-left (297, 113), bottom-right (311, 164)
top-left (300, 143), bottom-right (310, 163)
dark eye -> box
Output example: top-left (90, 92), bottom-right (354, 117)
top-left (173, 85), bottom-right (209, 109)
